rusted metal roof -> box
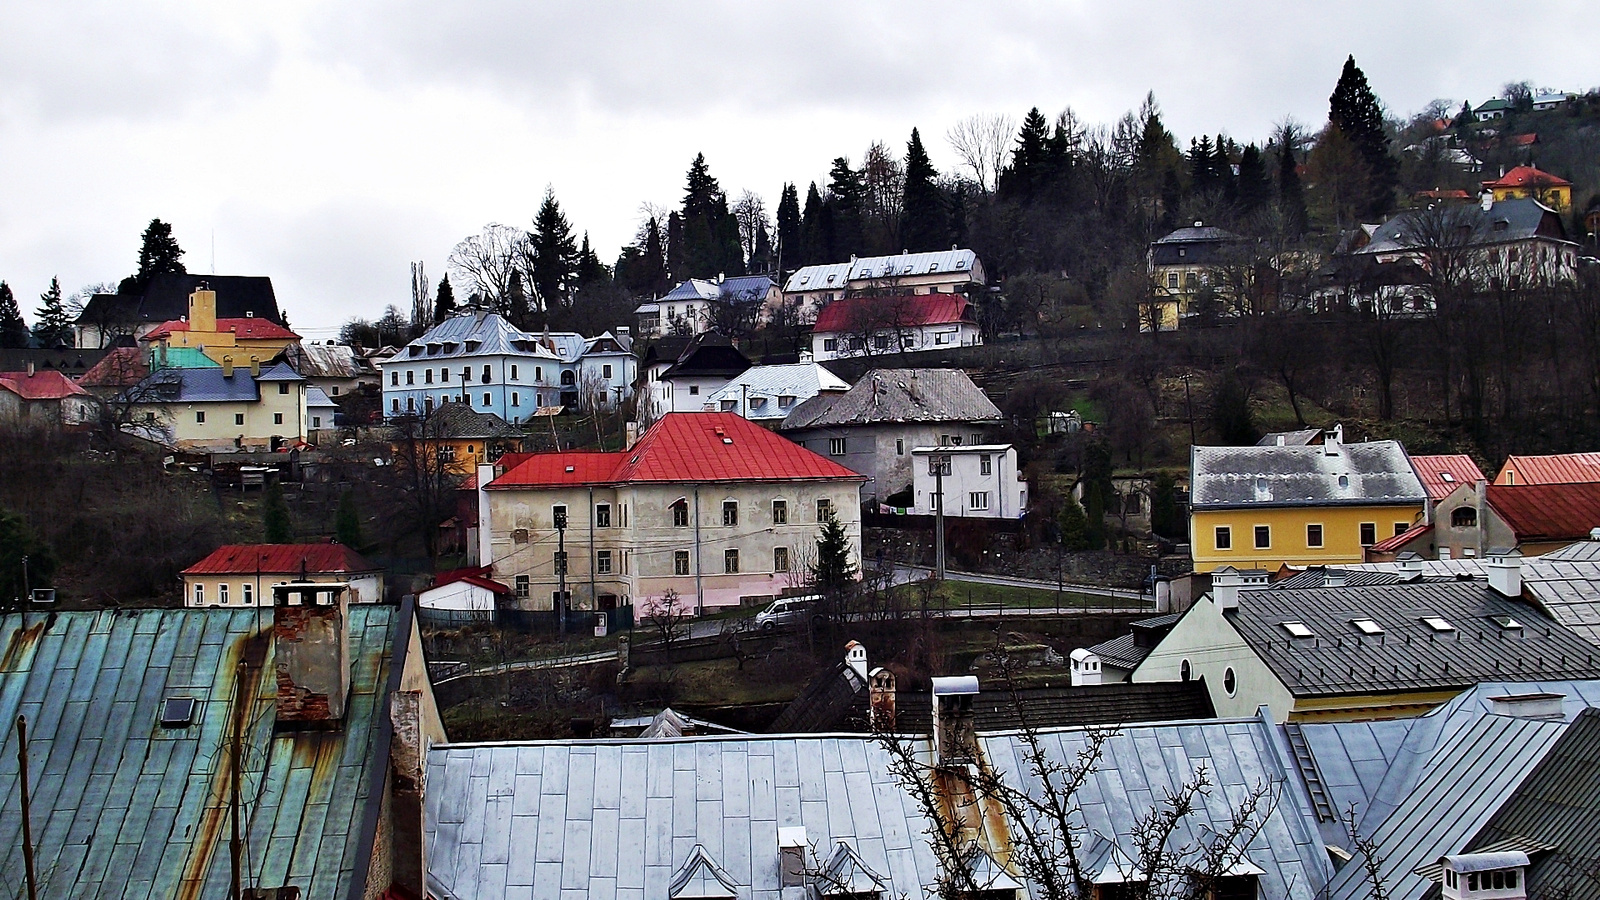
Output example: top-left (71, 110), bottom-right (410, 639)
top-left (1488, 483), bottom-right (1600, 542)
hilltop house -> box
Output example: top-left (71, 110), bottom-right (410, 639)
top-left (182, 541), bottom-right (386, 606)
top-left (390, 400), bottom-right (527, 476)
top-left (1145, 222), bottom-right (1247, 330)
top-left (1355, 196), bottom-right (1579, 291)
top-left (118, 360), bottom-right (308, 451)
top-left (139, 284), bottom-right (301, 367)
top-left (72, 273), bottom-right (286, 349)
top-left (782, 368), bottom-right (1004, 506)
top-left (577, 329), bottom-right (637, 409)
top-left (0, 367), bottom-right (96, 426)
top-left (280, 341), bottom-right (381, 398)
top-left (1481, 164), bottom-right (1572, 212)
top-left (635, 275), bottom-right (777, 337)
top-left (704, 362), bottom-right (848, 423)
top-left (779, 248), bottom-right (985, 321)
top-left (641, 332), bottom-right (752, 419)
top-left (808, 294), bottom-right (981, 361)
top-left (477, 412), bottom-right (864, 615)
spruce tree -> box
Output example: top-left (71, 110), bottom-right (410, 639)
top-left (799, 183), bottom-right (829, 267)
top-left (812, 506), bottom-right (856, 593)
top-left (678, 154), bottom-right (744, 278)
top-left (665, 213), bottom-right (686, 282)
top-left (335, 490), bottom-right (362, 549)
top-left (1236, 145), bottom-right (1273, 215)
top-left (1058, 493), bottom-right (1091, 551)
top-left (750, 223), bottom-right (773, 275)
top-left (900, 128), bottom-right (948, 252)
top-left (775, 184), bottom-right (802, 270)
top-left (1189, 136), bottom-right (1220, 196)
top-left (998, 107), bottom-right (1050, 198)
top-left (125, 218), bottom-right (186, 294)
top-left (0, 283), bottom-right (28, 349)
top-left (825, 158), bottom-right (866, 261)
top-left (434, 275), bottom-right (456, 321)
top-left (263, 479), bottom-right (293, 543)
top-left (531, 187), bottom-right (578, 309)
top-left (643, 217), bottom-right (668, 293)
top-left (31, 277), bottom-right (72, 348)
top-left (1328, 56), bottom-right (1397, 217)
top-left (576, 233), bottom-right (609, 284)
top-left (1214, 136), bottom-right (1237, 207)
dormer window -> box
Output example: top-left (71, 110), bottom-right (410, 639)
top-left (1422, 616), bottom-right (1455, 632)
top-left (1351, 618), bottom-right (1384, 635)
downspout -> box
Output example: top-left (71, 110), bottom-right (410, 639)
top-left (588, 486), bottom-right (597, 610)
top-left (693, 486), bottom-right (704, 615)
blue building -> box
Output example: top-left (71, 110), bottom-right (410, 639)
top-left (378, 312), bottom-right (589, 423)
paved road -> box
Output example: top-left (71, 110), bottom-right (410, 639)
top-left (892, 564), bottom-right (1150, 604)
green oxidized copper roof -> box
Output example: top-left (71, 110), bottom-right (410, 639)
top-left (0, 606), bottom-right (396, 899)
top-left (147, 346), bottom-right (222, 369)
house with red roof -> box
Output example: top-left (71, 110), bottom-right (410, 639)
top-left (476, 412), bottom-right (865, 616)
top-left (417, 566), bottom-right (512, 621)
top-left (809, 294), bottom-right (980, 361)
top-left (1495, 452), bottom-right (1600, 486)
top-left (1482, 164), bottom-right (1572, 212)
top-left (181, 542), bottom-right (385, 607)
top-left (139, 283), bottom-right (301, 368)
top-left (0, 366), bottom-right (96, 426)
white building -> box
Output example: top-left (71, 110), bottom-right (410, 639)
top-left (703, 363), bottom-right (848, 423)
top-left (638, 332), bottom-right (751, 421)
top-left (909, 444), bottom-right (1027, 518)
top-left (636, 276), bottom-right (777, 338)
top-left (575, 329), bottom-right (636, 410)
top-left (809, 294), bottom-right (982, 362)
top-left (780, 249), bottom-right (985, 323)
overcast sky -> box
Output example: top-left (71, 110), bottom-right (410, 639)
top-left (3, 1), bottom-right (1596, 337)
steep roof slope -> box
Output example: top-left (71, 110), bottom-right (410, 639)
top-left (1498, 452), bottom-right (1600, 485)
top-left (781, 368), bottom-right (1001, 429)
top-left (1190, 440), bottom-right (1426, 509)
top-left (1409, 454), bottom-right (1488, 500)
top-left (1489, 483), bottom-right (1600, 542)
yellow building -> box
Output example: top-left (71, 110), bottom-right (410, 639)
top-left (121, 359), bottom-right (309, 451)
top-left (142, 284), bottom-right (301, 366)
top-left (1188, 427), bottom-right (1427, 572)
top-left (389, 401), bottom-right (526, 476)
top-left (1481, 165), bottom-right (1572, 212)
top-left (1144, 222), bottom-right (1244, 331)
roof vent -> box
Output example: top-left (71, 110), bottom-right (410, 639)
top-left (1193, 220), bottom-right (1203, 228)
top-left (1486, 692), bottom-right (1564, 719)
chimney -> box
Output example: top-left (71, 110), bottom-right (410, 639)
top-left (250, 356), bottom-right (261, 377)
top-left (625, 421), bottom-right (639, 450)
top-left (1590, 527), bottom-right (1600, 542)
top-left (1480, 190), bottom-right (1495, 212)
top-left (844, 640), bottom-right (868, 682)
top-left (272, 580), bottom-right (351, 726)
top-left (1396, 551), bottom-right (1425, 581)
top-left (222, 356), bottom-right (234, 377)
top-left (1212, 566), bottom-right (1245, 611)
top-left (1476, 479), bottom-right (1490, 557)
top-left (867, 667), bottom-right (896, 732)
top-left (931, 676), bottom-right (979, 766)
top-left (1323, 424), bottom-right (1344, 455)
top-left (778, 827), bottom-right (808, 887)
top-left (1440, 852), bottom-right (1529, 900)
top-left (389, 689), bottom-right (428, 898)
top-left (189, 284), bottom-right (217, 334)
top-left (26, 360), bottom-right (35, 377)
top-left (1486, 549), bottom-right (1523, 598)
top-left (1487, 692), bottom-right (1565, 720)
top-left (1070, 648), bottom-right (1103, 686)
top-left (1275, 434), bottom-right (1285, 446)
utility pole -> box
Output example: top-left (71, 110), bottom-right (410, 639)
top-left (933, 454), bottom-right (948, 581)
top-left (1180, 373), bottom-right (1197, 446)
top-left (555, 508), bottom-right (569, 638)
top-left (17, 715), bottom-right (37, 900)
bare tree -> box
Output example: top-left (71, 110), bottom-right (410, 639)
top-left (947, 113), bottom-right (1016, 194)
top-left (861, 141), bottom-right (905, 252)
top-left (383, 409), bottom-right (464, 560)
top-left (733, 191), bottom-right (769, 264)
top-left (449, 224), bottom-right (531, 311)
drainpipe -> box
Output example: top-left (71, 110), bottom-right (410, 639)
top-left (693, 486), bottom-right (704, 615)
top-left (588, 486), bottom-right (597, 612)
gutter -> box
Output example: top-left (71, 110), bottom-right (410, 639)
top-left (346, 593), bottom-right (417, 900)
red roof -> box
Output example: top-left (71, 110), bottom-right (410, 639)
top-left (1510, 133), bottom-right (1538, 147)
top-left (812, 294), bottom-right (971, 334)
top-left (488, 412), bottom-right (864, 489)
top-left (1497, 453), bottom-right (1600, 486)
top-left (1411, 189), bottom-right (1473, 201)
top-left (1409, 454), bottom-right (1487, 500)
top-left (0, 370), bottom-right (91, 400)
top-left (1488, 483), bottom-right (1600, 542)
top-left (182, 543), bottom-right (380, 576)
top-left (76, 348), bottom-right (149, 388)
top-left (145, 317), bottom-right (300, 341)
top-left (1482, 165), bottom-right (1569, 190)
top-left (1370, 522), bottom-right (1432, 553)
top-left (432, 566), bottom-right (512, 595)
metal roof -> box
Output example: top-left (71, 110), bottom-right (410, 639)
top-left (781, 369), bottom-right (1002, 430)
top-left (1488, 483), bottom-right (1600, 542)
top-left (183, 542), bottom-right (382, 575)
top-left (419, 401), bottom-right (525, 440)
top-left (1351, 554), bottom-right (1600, 647)
top-left (0, 606), bottom-right (398, 899)
top-left (1190, 441), bottom-right (1427, 510)
top-left (284, 343), bottom-right (376, 380)
top-left (306, 386), bottom-right (338, 409)
top-left (704, 364), bottom-right (849, 420)
top-left (1409, 454), bottom-right (1487, 501)
top-left (1498, 452), bottom-right (1600, 485)
top-left (128, 366), bottom-right (261, 403)
top-left (811, 294), bottom-right (972, 334)
top-left (784, 251), bottom-right (979, 292)
top-left (389, 313), bottom-right (564, 364)
top-left (1358, 198), bottom-right (1570, 255)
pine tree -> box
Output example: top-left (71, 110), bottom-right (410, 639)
top-left (1236, 145), bottom-right (1272, 215)
top-left (124, 218), bottom-right (186, 294)
top-left (434, 275), bottom-right (456, 321)
top-left (576, 233), bottom-right (609, 284)
top-left (1214, 136), bottom-right (1237, 206)
top-left (799, 183), bottom-right (830, 268)
top-left (775, 183), bottom-right (802, 270)
top-left (642, 217), bottom-right (668, 293)
top-left (998, 107), bottom-right (1050, 198)
top-left (1058, 493), bottom-right (1092, 551)
top-left (0, 283), bottom-right (28, 349)
top-left (678, 154), bottom-right (744, 279)
top-left (1328, 55), bottom-right (1397, 217)
top-left (900, 128), bottom-right (948, 252)
top-left (665, 213), bottom-right (686, 282)
top-left (31, 277), bottom-right (72, 348)
top-left (335, 490), bottom-right (362, 549)
top-left (1189, 136), bottom-right (1221, 196)
top-left (530, 187), bottom-right (578, 309)
top-left (825, 158), bottom-right (867, 261)
top-left (812, 506), bottom-right (856, 592)
top-left (263, 479), bottom-right (293, 543)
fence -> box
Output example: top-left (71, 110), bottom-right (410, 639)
top-left (497, 603), bottom-right (635, 635)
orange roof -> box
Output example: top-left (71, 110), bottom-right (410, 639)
top-left (1482, 165), bottom-right (1570, 190)
top-left (488, 412), bottom-right (864, 489)
top-left (1488, 483), bottom-right (1600, 542)
top-left (0, 370), bottom-right (91, 400)
top-left (182, 542), bottom-right (379, 575)
top-left (1409, 454), bottom-right (1487, 500)
top-left (1497, 453), bottom-right (1600, 485)
top-left (145, 317), bottom-right (300, 341)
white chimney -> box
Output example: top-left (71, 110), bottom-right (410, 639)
top-left (1397, 552), bottom-right (1425, 581)
top-left (1589, 526), bottom-right (1600, 542)
top-left (1213, 567), bottom-right (1244, 611)
top-left (1480, 191), bottom-right (1495, 212)
top-left (1323, 424), bottom-right (1344, 455)
top-left (931, 676), bottom-right (979, 765)
top-left (1070, 649), bottom-right (1103, 686)
top-left (844, 641), bottom-right (868, 682)
top-left (1440, 851), bottom-right (1529, 900)
top-left (1486, 549), bottom-right (1523, 598)
top-left (1487, 692), bottom-right (1565, 719)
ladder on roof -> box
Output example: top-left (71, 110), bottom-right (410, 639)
top-left (1283, 722), bottom-right (1337, 822)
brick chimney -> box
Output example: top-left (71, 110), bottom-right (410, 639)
top-left (272, 581), bottom-right (351, 726)
top-left (389, 690), bottom-right (427, 897)
top-left (868, 668), bottom-right (896, 732)
top-left (931, 676), bottom-right (979, 766)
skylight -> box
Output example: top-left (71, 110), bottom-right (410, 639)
top-left (1351, 618), bottom-right (1385, 635)
top-left (1421, 616), bottom-right (1455, 632)
top-left (1281, 622), bottom-right (1314, 638)
top-left (1491, 615), bottom-right (1523, 630)
top-left (160, 697), bottom-right (196, 728)
top-left (1440, 472), bottom-right (1455, 483)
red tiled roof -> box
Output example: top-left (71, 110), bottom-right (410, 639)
top-left (1409, 454), bottom-right (1487, 500)
top-left (1370, 522), bottom-right (1432, 553)
top-left (0, 370), bottom-right (91, 400)
top-left (1487, 483), bottom-right (1600, 542)
top-left (182, 543), bottom-right (380, 576)
top-left (1509, 133), bottom-right (1538, 147)
top-left (76, 347), bottom-right (149, 388)
top-left (1497, 453), bottom-right (1600, 486)
top-left (432, 566), bottom-right (512, 595)
top-left (488, 412), bottom-right (864, 489)
top-left (145, 317), bottom-right (300, 340)
top-left (1482, 165), bottom-right (1569, 190)
top-left (812, 294), bottom-right (970, 334)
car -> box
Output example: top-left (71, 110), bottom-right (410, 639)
top-left (754, 595), bottom-right (821, 631)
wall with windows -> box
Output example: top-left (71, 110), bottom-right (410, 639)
top-left (183, 570), bottom-right (384, 607)
top-left (810, 321), bottom-right (981, 362)
top-left (136, 383), bottom-right (308, 450)
top-left (1188, 503), bottom-right (1423, 572)
top-left (379, 353), bottom-right (577, 424)
top-left (908, 445), bottom-right (1027, 519)
top-left (785, 422), bottom-right (997, 504)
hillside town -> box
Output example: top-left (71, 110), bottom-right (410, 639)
top-left (3, 42), bottom-right (1600, 900)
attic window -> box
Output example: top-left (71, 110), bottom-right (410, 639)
top-left (1351, 618), bottom-right (1385, 635)
top-left (1491, 615), bottom-right (1523, 630)
top-left (160, 697), bottom-right (196, 728)
top-left (1281, 622), bottom-right (1314, 638)
top-left (1440, 472), bottom-right (1455, 483)
top-left (1421, 616), bottom-right (1456, 632)
top-left (1338, 475), bottom-right (1350, 488)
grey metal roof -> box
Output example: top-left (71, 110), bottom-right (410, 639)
top-left (1223, 580), bottom-right (1600, 697)
top-left (390, 312), bottom-right (562, 364)
top-left (130, 366), bottom-right (261, 403)
top-left (1084, 633), bottom-right (1150, 669)
top-left (1256, 429), bottom-right (1323, 447)
top-left (306, 385), bottom-right (338, 409)
top-left (1271, 568), bottom-right (1409, 590)
top-left (1358, 197), bottom-right (1570, 255)
top-left (0, 606), bottom-right (398, 899)
top-left (781, 369), bottom-right (1002, 430)
top-left (284, 342), bottom-right (374, 379)
top-left (420, 401), bottom-right (524, 439)
top-left (254, 360), bottom-right (305, 382)
top-left (783, 251), bottom-right (979, 292)
top-left (1153, 225), bottom-right (1241, 244)
top-left (1190, 441), bottom-right (1427, 510)
top-left (1351, 555), bottom-right (1600, 648)
top-left (705, 364), bottom-right (849, 420)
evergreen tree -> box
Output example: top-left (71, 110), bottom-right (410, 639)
top-left (1277, 134), bottom-right (1307, 235)
top-left (811, 506), bottom-right (856, 593)
top-left (576, 233), bottom-right (609, 285)
top-left (123, 218), bottom-right (186, 294)
top-left (1189, 136), bottom-right (1221, 196)
top-left (434, 275), bottom-right (456, 321)
top-left (1328, 55), bottom-right (1397, 217)
top-left (1453, 101), bottom-right (1477, 142)
top-left (749, 223), bottom-right (773, 275)
top-left (1211, 375), bottom-right (1258, 445)
top-left (31, 277), bottom-right (72, 348)
top-left (998, 107), bottom-right (1050, 198)
top-left (0, 283), bottom-right (28, 349)
top-left (775, 184), bottom-right (802, 270)
top-left (1058, 493), bottom-right (1092, 551)
top-left (900, 128), bottom-right (948, 252)
top-left (1079, 441), bottom-right (1114, 550)
top-left (678, 154), bottom-right (744, 278)
top-left (825, 157), bottom-right (866, 261)
top-left (506, 271), bottom-right (531, 326)
top-left (1149, 472), bottom-right (1185, 540)
top-left (335, 490), bottom-right (362, 549)
top-left (643, 217), bottom-right (668, 293)
top-left (665, 212), bottom-right (686, 282)
top-left (530, 187), bottom-right (578, 309)
top-left (1236, 145), bottom-right (1272, 215)
top-left (263, 479), bottom-right (293, 543)
top-left (1214, 136), bottom-right (1237, 206)
top-left (799, 183), bottom-right (831, 267)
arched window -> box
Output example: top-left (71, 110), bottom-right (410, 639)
top-left (1451, 507), bottom-right (1478, 527)
top-left (1180, 659), bottom-right (1192, 682)
top-left (561, 370), bottom-right (576, 386)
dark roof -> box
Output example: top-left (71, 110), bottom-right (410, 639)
top-left (781, 368), bottom-right (1002, 430)
top-left (1190, 440), bottom-right (1427, 510)
top-left (0, 348), bottom-right (107, 374)
top-left (76, 274), bottom-right (285, 327)
top-left (76, 347), bottom-right (149, 388)
top-left (888, 682), bottom-right (1216, 733)
top-left (1272, 568), bottom-right (1410, 589)
top-left (420, 402), bottom-right (525, 440)
top-left (661, 332), bottom-right (752, 380)
top-left (1359, 198), bottom-right (1570, 254)
top-left (1469, 707), bottom-right (1600, 900)
top-left (1148, 225), bottom-right (1244, 266)
top-left (1086, 613), bottom-right (1183, 670)
top-left (1222, 580), bottom-right (1600, 696)
top-left (766, 662), bottom-right (868, 733)
top-left (1489, 483), bottom-right (1600, 542)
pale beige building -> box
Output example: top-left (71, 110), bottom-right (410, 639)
top-left (181, 543), bottom-right (386, 607)
top-left (121, 359), bottom-right (309, 450)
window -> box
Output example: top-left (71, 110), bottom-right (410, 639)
top-left (482, 365), bottom-right (492, 382)
top-left (774, 547), bottom-right (790, 572)
top-left (597, 550), bottom-right (612, 574)
top-left (194, 583), bottom-right (204, 605)
top-left (482, 392), bottom-right (491, 407)
top-left (980, 454), bottom-right (992, 476)
top-left (603, 364), bottom-right (613, 378)
top-left (817, 499), bottom-right (832, 520)
top-left (778, 395), bottom-right (796, 408)
top-left (312, 416), bottom-right (322, 429)
top-left (534, 366), bottom-right (542, 381)
top-left (723, 501), bottom-right (738, 526)
top-left (391, 372), bottom-right (399, 386)
top-left (595, 504), bottom-right (611, 527)
top-left (512, 392), bottom-right (519, 407)
top-left (823, 338), bottom-right (838, 352)
top-left (439, 444), bottom-right (456, 462)
top-left (1167, 272), bottom-right (1179, 289)
top-left (1395, 522), bottom-right (1409, 536)
top-left (724, 549), bottom-right (739, 573)
top-left (1421, 616), bottom-right (1455, 632)
top-left (551, 505), bottom-right (568, 528)
top-left (515, 575), bottom-right (529, 598)
top-left (160, 697), bottom-right (197, 728)
top-left (1180, 659), bottom-right (1192, 681)
top-left (274, 413), bottom-right (284, 425)
top-left (218, 584), bottom-right (229, 605)
top-left (874, 334), bottom-right (889, 350)
top-left (1351, 618), bottom-right (1383, 635)
top-left (674, 550), bottom-right (691, 575)
top-left (1223, 667), bottom-right (1237, 696)
top-left (829, 437), bottom-right (847, 456)
top-left (440, 369), bottom-right (448, 382)
top-left (1452, 507), bottom-right (1478, 527)
top-left (278, 382), bottom-right (289, 396)
top-left (1306, 524), bottom-right (1323, 548)
top-left (1491, 614), bottom-right (1523, 630)
top-left (463, 367), bottom-right (472, 383)
top-left (510, 364), bottom-right (518, 380)
top-left (1281, 621), bottom-right (1313, 638)
top-left (407, 397), bottom-right (415, 411)
top-left (689, 385), bottom-right (699, 395)
top-left (425, 369), bottom-right (434, 384)
top-left (672, 500), bottom-right (689, 527)
top-left (553, 551), bottom-right (568, 575)
top-left (235, 413), bottom-right (245, 426)
top-left (392, 399), bottom-right (400, 412)
top-left (772, 500), bottom-right (787, 524)
top-left (1253, 525), bottom-right (1270, 549)
top-left (1359, 522), bottom-right (1377, 546)
top-left (896, 439), bottom-right (905, 456)
top-left (720, 400), bottom-right (737, 412)
top-left (406, 371), bottom-right (414, 385)
top-left (1215, 526), bottom-right (1232, 550)
top-left (969, 492), bottom-right (990, 510)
